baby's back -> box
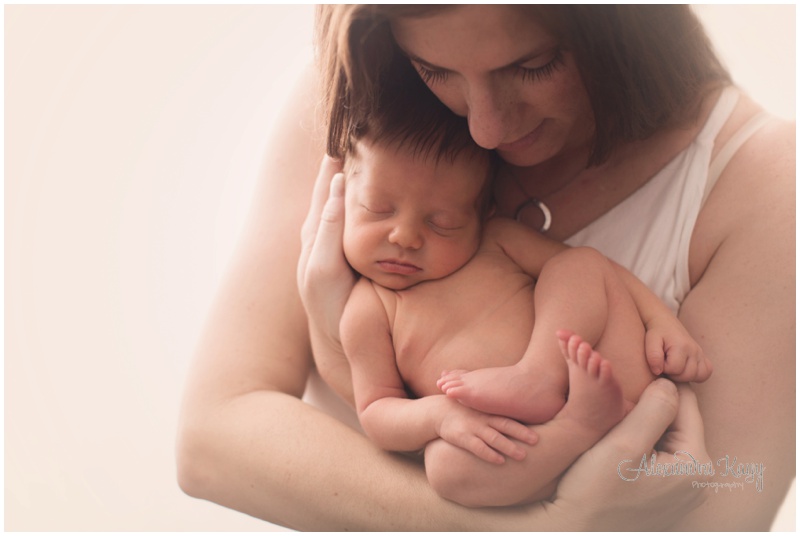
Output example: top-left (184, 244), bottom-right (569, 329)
top-left (378, 239), bottom-right (535, 397)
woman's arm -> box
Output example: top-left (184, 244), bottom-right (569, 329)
top-left (175, 65), bottom-right (535, 530)
top-left (176, 65), bottom-right (712, 530)
top-left (671, 116), bottom-right (795, 530)
top-left (297, 163), bottom-right (357, 403)
top-left (175, 65), bottom-right (506, 530)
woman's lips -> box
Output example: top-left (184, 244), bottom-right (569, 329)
top-left (496, 121), bottom-right (545, 153)
top-left (378, 260), bottom-right (421, 275)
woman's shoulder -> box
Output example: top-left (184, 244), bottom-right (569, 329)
top-left (688, 89), bottom-right (794, 285)
top-left (712, 89), bottom-right (794, 166)
top-left (708, 90), bottom-right (794, 214)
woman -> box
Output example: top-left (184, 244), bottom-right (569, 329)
top-left (177, 5), bottom-right (794, 530)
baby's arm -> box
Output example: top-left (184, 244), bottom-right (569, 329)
top-left (606, 261), bottom-right (712, 382)
top-left (488, 218), bottom-right (711, 383)
top-left (341, 278), bottom-right (536, 463)
top-left (486, 217), bottom-right (568, 276)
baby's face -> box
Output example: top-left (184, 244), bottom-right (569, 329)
top-left (343, 141), bottom-right (487, 290)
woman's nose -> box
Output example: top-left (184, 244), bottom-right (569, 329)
top-left (465, 82), bottom-right (510, 149)
top-left (388, 221), bottom-right (423, 250)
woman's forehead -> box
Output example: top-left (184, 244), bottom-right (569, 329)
top-left (391, 6), bottom-right (554, 69)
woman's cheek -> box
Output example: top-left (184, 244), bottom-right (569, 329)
top-left (426, 84), bottom-right (468, 118)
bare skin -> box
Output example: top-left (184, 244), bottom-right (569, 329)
top-left (341, 141), bottom-right (708, 505)
top-left (427, 330), bottom-right (629, 506)
top-left (390, 8), bottom-right (794, 526)
top-left (364, 233), bottom-right (657, 426)
top-left (177, 125), bottom-right (713, 528)
top-left (556, 332), bottom-right (629, 434)
top-left (435, 242), bottom-right (658, 424)
top-left (343, 223), bottom-right (656, 442)
top-left (342, 141), bottom-right (696, 427)
top-left (178, 4), bottom-right (794, 527)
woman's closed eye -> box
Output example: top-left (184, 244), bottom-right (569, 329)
top-left (412, 48), bottom-right (565, 86)
top-left (515, 49), bottom-right (565, 83)
top-left (414, 63), bottom-right (449, 85)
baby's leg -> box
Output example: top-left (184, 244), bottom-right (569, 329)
top-left (440, 247), bottom-right (650, 423)
top-left (427, 337), bottom-right (627, 507)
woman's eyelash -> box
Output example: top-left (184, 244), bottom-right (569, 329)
top-left (414, 49), bottom-right (565, 85)
top-left (516, 50), bottom-right (565, 83)
top-left (416, 64), bottom-right (448, 84)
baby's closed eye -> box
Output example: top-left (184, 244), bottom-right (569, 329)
top-left (361, 203), bottom-right (394, 216)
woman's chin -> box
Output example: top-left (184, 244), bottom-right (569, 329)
top-left (496, 149), bottom-right (547, 168)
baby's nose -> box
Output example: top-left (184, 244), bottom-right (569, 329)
top-left (388, 222), bottom-right (423, 250)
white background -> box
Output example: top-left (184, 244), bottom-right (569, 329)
top-left (5, 5), bottom-right (795, 531)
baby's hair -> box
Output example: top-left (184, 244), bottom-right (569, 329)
top-left (347, 58), bottom-right (487, 166)
top-left (345, 70), bottom-right (497, 219)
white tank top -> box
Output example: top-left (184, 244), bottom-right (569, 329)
top-left (304, 87), bottom-right (773, 420)
top-left (565, 87), bottom-right (772, 313)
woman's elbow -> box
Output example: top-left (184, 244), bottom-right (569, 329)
top-left (175, 417), bottom-right (217, 499)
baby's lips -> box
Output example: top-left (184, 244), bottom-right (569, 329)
top-left (377, 260), bottom-right (422, 275)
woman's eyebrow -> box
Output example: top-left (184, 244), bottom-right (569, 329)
top-left (402, 50), bottom-right (450, 72)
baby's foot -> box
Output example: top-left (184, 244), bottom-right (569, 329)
top-left (437, 365), bottom-right (567, 425)
top-left (552, 333), bottom-right (628, 438)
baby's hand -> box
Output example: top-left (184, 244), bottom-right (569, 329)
top-left (436, 402), bottom-right (537, 465)
top-left (645, 316), bottom-right (712, 382)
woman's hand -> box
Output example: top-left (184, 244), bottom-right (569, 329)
top-left (547, 379), bottom-right (709, 530)
top-left (297, 155), bottom-right (358, 401)
top-left (297, 156), bottom-right (353, 331)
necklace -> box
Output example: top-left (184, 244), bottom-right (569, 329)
top-left (506, 160), bottom-right (589, 234)
top-left (514, 198), bottom-right (552, 233)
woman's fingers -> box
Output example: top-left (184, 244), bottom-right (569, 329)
top-left (298, 155), bottom-right (344, 283)
top-left (549, 378), bottom-right (705, 530)
top-left (296, 156), bottom-right (354, 343)
top-left (300, 156), bottom-right (343, 242)
top-left (312, 172), bottom-right (347, 268)
top-left (600, 378), bottom-right (679, 456)
top-left (657, 383), bottom-right (708, 457)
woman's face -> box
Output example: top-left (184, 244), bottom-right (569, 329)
top-left (391, 5), bottom-right (594, 168)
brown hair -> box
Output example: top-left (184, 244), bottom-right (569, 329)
top-left (344, 73), bottom-right (497, 219)
top-left (315, 5), bottom-right (730, 165)
top-left (348, 58), bottom-right (485, 165)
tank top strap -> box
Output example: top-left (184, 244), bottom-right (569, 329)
top-left (703, 110), bottom-right (773, 203)
top-left (696, 86), bottom-right (740, 143)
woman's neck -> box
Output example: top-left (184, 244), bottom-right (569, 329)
top-left (494, 122), bottom-right (707, 240)
top-left (502, 135), bottom-right (596, 200)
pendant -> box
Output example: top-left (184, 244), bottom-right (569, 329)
top-left (514, 198), bottom-right (552, 233)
